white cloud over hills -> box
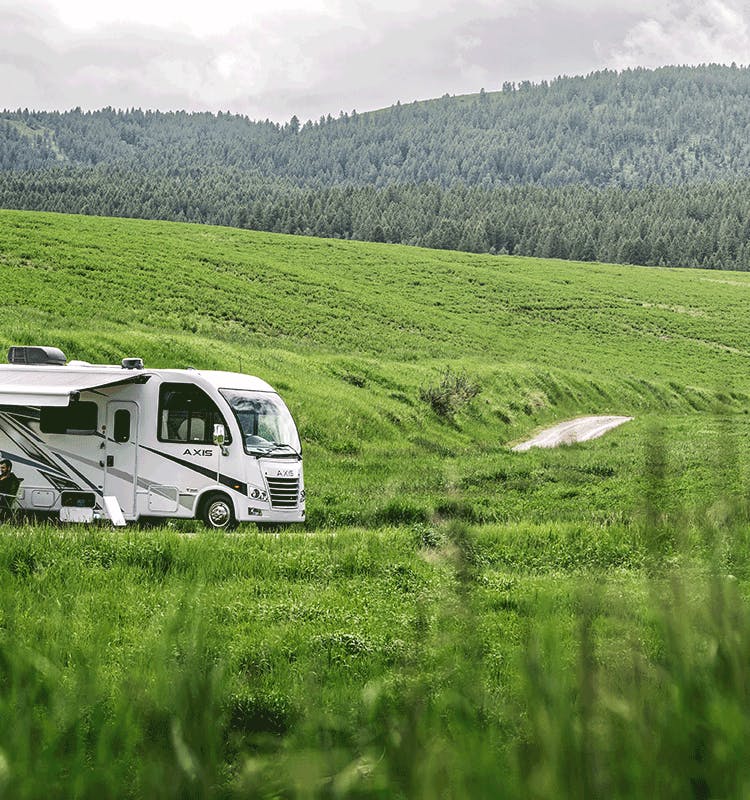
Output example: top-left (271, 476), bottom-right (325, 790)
top-left (1, 0), bottom-right (748, 122)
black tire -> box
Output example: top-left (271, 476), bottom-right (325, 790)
top-left (200, 493), bottom-right (237, 531)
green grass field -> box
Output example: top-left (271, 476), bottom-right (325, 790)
top-left (2, 209), bottom-right (750, 797)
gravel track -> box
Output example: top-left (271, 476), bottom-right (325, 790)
top-left (512, 415), bottom-right (633, 452)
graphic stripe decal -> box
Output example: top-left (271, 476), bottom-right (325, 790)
top-left (0, 411), bottom-right (85, 491)
top-left (139, 445), bottom-right (247, 495)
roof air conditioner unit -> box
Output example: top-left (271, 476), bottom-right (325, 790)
top-left (7, 346), bottom-right (67, 366)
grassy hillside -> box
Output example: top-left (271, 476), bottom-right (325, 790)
top-left (6, 209), bottom-right (749, 378)
top-left (3, 209), bottom-right (750, 797)
top-left (2, 208), bottom-right (750, 526)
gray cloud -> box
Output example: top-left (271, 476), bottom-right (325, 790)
top-left (1, 0), bottom-right (748, 121)
top-left (609, 0), bottom-right (750, 68)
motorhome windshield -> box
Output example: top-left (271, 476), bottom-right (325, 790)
top-left (220, 390), bottom-right (301, 456)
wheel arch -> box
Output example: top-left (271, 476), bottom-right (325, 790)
top-left (196, 488), bottom-right (238, 530)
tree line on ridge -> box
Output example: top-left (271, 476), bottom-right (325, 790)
top-left (3, 64), bottom-right (750, 269)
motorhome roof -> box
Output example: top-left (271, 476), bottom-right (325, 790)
top-left (188, 370), bottom-right (276, 392)
top-left (0, 363), bottom-right (276, 394)
top-left (149, 369), bottom-right (275, 393)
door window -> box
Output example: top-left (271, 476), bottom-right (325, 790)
top-left (113, 409), bottom-right (131, 443)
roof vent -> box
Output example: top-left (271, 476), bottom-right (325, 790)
top-left (8, 346), bottom-right (67, 366)
top-left (121, 358), bottom-right (144, 370)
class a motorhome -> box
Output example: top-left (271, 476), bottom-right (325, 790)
top-left (0, 346), bottom-right (305, 529)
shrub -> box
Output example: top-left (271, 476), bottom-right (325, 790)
top-left (419, 367), bottom-right (480, 418)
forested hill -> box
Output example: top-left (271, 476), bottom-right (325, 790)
top-left (4, 65), bottom-right (750, 188)
top-left (4, 64), bottom-right (750, 270)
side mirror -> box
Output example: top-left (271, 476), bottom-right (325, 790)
top-left (213, 424), bottom-right (229, 455)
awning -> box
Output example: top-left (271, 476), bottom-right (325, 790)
top-left (0, 368), bottom-right (150, 407)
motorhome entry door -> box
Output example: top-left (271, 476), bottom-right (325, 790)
top-left (103, 401), bottom-right (139, 517)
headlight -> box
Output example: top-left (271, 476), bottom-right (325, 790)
top-left (249, 486), bottom-right (268, 501)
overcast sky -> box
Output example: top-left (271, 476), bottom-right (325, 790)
top-left (1, 0), bottom-right (749, 123)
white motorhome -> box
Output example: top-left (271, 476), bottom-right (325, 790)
top-left (0, 346), bottom-right (305, 529)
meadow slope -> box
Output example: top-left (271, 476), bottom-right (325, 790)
top-left (3, 209), bottom-right (750, 797)
top-left (2, 208), bottom-right (750, 525)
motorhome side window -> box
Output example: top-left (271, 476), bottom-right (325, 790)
top-left (40, 402), bottom-right (98, 435)
top-left (158, 384), bottom-right (230, 444)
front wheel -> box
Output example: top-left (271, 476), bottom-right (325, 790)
top-left (200, 493), bottom-right (237, 531)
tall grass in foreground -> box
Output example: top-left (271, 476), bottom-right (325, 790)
top-left (1, 516), bottom-right (750, 797)
top-left (254, 527), bottom-right (750, 799)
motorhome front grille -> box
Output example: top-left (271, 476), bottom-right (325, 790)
top-left (266, 477), bottom-right (299, 508)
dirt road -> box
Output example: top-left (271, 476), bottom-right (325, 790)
top-left (512, 415), bottom-right (633, 452)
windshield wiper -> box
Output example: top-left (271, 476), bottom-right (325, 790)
top-left (264, 442), bottom-right (301, 458)
top-left (245, 439), bottom-right (301, 458)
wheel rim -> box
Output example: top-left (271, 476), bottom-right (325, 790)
top-left (207, 500), bottom-right (231, 528)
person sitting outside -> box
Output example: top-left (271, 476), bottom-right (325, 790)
top-left (0, 458), bottom-right (21, 517)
